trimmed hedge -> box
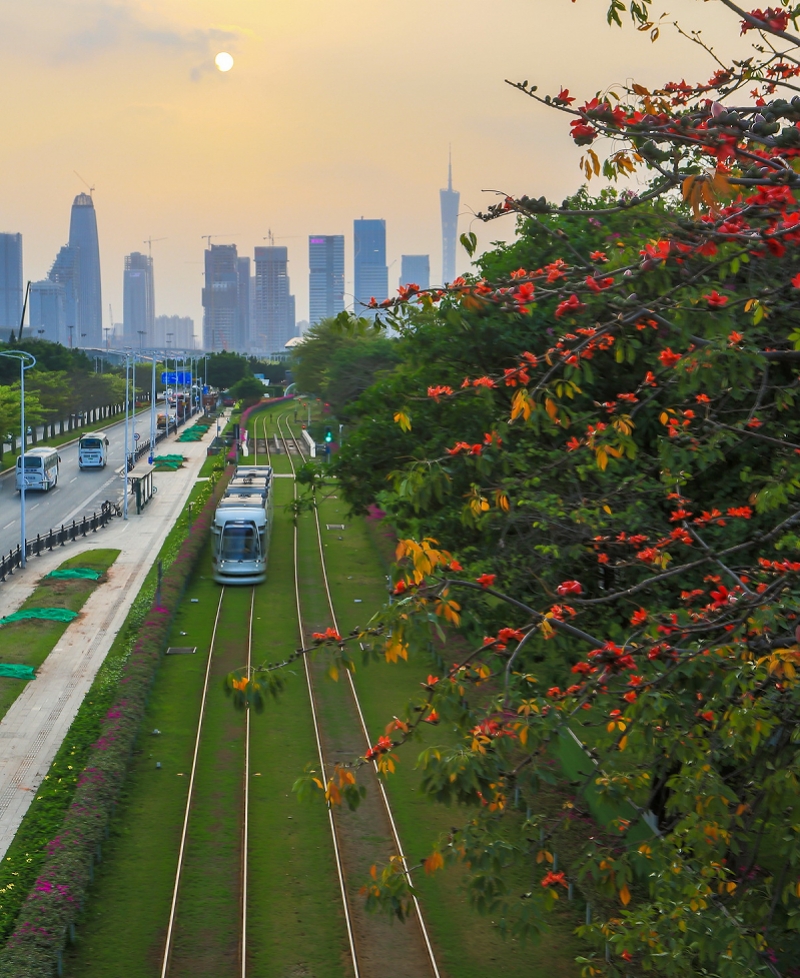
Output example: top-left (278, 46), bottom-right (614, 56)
top-left (0, 469), bottom-right (231, 978)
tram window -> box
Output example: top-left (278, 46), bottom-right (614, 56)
top-left (221, 525), bottom-right (257, 560)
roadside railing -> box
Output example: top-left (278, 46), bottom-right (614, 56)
top-left (0, 503), bottom-right (118, 583)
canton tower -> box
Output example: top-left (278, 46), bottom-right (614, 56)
top-left (68, 193), bottom-right (102, 347)
top-left (439, 151), bottom-right (460, 284)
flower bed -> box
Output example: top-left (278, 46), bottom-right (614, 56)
top-left (0, 469), bottom-right (231, 978)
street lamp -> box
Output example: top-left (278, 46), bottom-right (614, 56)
top-left (0, 350), bottom-right (36, 566)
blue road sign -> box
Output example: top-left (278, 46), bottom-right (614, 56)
top-left (161, 371), bottom-right (192, 385)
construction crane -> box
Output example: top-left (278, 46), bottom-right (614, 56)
top-left (201, 234), bottom-right (238, 249)
top-left (74, 171), bottom-right (95, 196)
top-left (143, 236), bottom-right (167, 257)
top-left (262, 230), bottom-right (301, 245)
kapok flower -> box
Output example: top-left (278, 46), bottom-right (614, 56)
top-left (704, 290), bottom-right (729, 308)
top-left (476, 573), bottom-right (496, 589)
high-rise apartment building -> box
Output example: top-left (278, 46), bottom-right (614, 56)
top-left (155, 314), bottom-right (195, 350)
top-left (253, 246), bottom-right (296, 355)
top-left (68, 194), bottom-right (102, 347)
top-left (30, 280), bottom-right (66, 344)
top-left (0, 233), bottom-right (23, 332)
top-left (400, 255), bottom-right (430, 291)
top-left (237, 257), bottom-right (251, 351)
top-left (123, 251), bottom-right (155, 348)
top-left (203, 244), bottom-right (240, 352)
top-left (353, 219), bottom-right (388, 317)
top-left (440, 155), bottom-right (460, 284)
top-left (48, 245), bottom-right (80, 346)
top-left (308, 235), bottom-right (345, 325)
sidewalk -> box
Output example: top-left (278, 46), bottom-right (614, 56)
top-left (0, 423), bottom-right (220, 858)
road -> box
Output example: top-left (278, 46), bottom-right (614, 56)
top-left (0, 412), bottom-right (165, 558)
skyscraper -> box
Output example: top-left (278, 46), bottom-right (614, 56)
top-left (30, 280), bottom-right (66, 344)
top-left (253, 246), bottom-right (296, 355)
top-left (400, 255), bottom-right (430, 291)
top-left (0, 233), bottom-right (23, 332)
top-left (237, 257), bottom-right (251, 351)
top-left (440, 154), bottom-right (460, 284)
top-left (203, 244), bottom-right (240, 352)
top-left (155, 314), bottom-right (195, 350)
top-left (123, 252), bottom-right (155, 348)
top-left (48, 245), bottom-right (79, 347)
top-left (353, 219), bottom-right (388, 317)
top-left (309, 235), bottom-right (345, 325)
top-left (68, 194), bottom-right (102, 347)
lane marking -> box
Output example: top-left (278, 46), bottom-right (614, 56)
top-left (2, 521), bottom-right (14, 530)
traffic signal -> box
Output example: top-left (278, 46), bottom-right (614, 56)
top-left (324, 427), bottom-right (333, 443)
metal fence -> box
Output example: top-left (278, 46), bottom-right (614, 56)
top-left (0, 502), bottom-right (118, 583)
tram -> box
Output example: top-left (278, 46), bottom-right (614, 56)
top-left (212, 464), bottom-right (273, 585)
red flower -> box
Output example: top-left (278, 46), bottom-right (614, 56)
top-left (476, 573), bottom-right (496, 589)
top-left (590, 251), bottom-right (608, 262)
top-left (566, 436), bottom-right (582, 451)
top-left (630, 608), bottom-right (648, 626)
top-left (727, 506), bottom-right (753, 519)
top-left (570, 120), bottom-right (598, 145)
top-left (740, 7), bottom-right (790, 33)
top-left (555, 294), bottom-right (586, 319)
top-left (556, 580), bottom-right (583, 596)
top-left (448, 560), bottom-right (463, 572)
top-left (423, 710), bottom-right (440, 724)
top-left (541, 870), bottom-right (568, 887)
top-left (498, 627), bottom-right (526, 642)
top-left (704, 290), bottom-right (729, 308)
top-left (658, 348), bottom-right (682, 368)
top-left (554, 88), bottom-right (576, 105)
top-left (623, 690), bottom-right (637, 703)
top-left (696, 393), bottom-right (711, 404)
top-left (792, 272), bottom-right (800, 289)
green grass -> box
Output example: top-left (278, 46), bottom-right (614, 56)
top-left (314, 493), bottom-right (584, 978)
top-left (0, 549), bottom-right (119, 722)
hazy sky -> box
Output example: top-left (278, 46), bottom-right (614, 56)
top-left (0, 0), bottom-right (745, 333)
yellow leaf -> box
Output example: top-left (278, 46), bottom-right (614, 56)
top-left (393, 410), bottom-right (412, 432)
top-left (385, 634), bottom-right (409, 663)
top-left (495, 491), bottom-right (510, 512)
top-left (519, 726), bottom-right (528, 746)
top-left (619, 883), bottom-right (631, 906)
top-left (328, 662), bottom-right (339, 682)
top-left (632, 83), bottom-right (651, 95)
top-left (603, 505), bottom-right (612, 514)
top-left (510, 389), bottom-right (533, 422)
top-left (596, 448), bottom-right (608, 471)
top-left (545, 397), bottom-right (558, 420)
top-left (424, 850), bottom-right (444, 874)
top-left (618, 735), bottom-right (628, 751)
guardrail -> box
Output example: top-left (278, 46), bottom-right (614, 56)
top-left (0, 502), bottom-right (118, 583)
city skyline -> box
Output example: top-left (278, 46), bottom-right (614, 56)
top-left (0, 0), bottom-right (741, 334)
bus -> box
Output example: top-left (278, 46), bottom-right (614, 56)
top-left (78, 432), bottom-right (109, 469)
top-left (16, 447), bottom-right (60, 492)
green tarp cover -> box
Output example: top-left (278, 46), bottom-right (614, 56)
top-left (45, 568), bottom-right (101, 580)
top-left (0, 608), bottom-right (79, 626)
top-left (0, 664), bottom-right (36, 680)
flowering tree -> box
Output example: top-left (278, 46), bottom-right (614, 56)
top-left (262, 3), bottom-right (800, 974)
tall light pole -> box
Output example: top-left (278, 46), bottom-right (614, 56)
top-left (149, 350), bottom-right (157, 464)
top-left (123, 354), bottom-right (130, 521)
top-left (0, 350), bottom-right (37, 566)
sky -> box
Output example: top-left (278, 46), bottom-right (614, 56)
top-left (0, 0), bottom-right (746, 335)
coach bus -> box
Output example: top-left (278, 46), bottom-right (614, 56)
top-left (16, 447), bottom-right (61, 491)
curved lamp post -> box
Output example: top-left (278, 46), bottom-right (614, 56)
top-left (0, 350), bottom-right (36, 567)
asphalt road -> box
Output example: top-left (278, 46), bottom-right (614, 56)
top-left (0, 413), bottom-right (160, 558)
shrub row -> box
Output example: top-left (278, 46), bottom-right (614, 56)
top-left (0, 468), bottom-right (231, 978)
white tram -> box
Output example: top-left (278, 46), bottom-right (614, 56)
top-left (212, 465), bottom-right (273, 585)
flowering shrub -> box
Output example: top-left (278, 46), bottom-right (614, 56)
top-left (0, 470), bottom-right (231, 977)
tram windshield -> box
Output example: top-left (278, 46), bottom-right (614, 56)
top-left (220, 523), bottom-right (258, 560)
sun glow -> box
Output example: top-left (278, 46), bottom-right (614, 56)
top-left (215, 52), bottom-right (234, 72)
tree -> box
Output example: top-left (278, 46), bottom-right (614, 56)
top-left (229, 375), bottom-right (266, 405)
top-left (207, 351), bottom-right (250, 389)
top-left (290, 313), bottom-right (399, 415)
top-left (233, 3), bottom-right (800, 975)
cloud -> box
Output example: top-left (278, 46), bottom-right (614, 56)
top-left (0, 0), bottom-right (242, 72)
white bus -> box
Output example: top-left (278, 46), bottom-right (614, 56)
top-left (16, 447), bottom-right (60, 492)
top-left (78, 432), bottom-right (109, 469)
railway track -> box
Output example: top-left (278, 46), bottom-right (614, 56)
top-left (277, 413), bottom-right (441, 978)
top-left (159, 585), bottom-right (256, 978)
top-left (157, 404), bottom-right (438, 978)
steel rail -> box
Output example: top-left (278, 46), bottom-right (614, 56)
top-left (160, 587), bottom-right (226, 978)
top-left (299, 447), bottom-right (442, 978)
top-left (277, 412), bottom-right (361, 978)
top-left (241, 587), bottom-right (254, 978)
